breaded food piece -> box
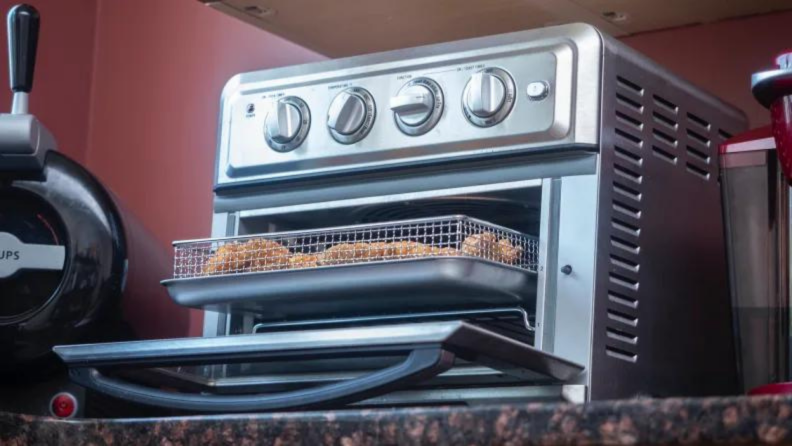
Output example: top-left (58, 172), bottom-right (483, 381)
top-left (246, 238), bottom-right (291, 272)
top-left (461, 232), bottom-right (499, 259)
top-left (288, 253), bottom-right (321, 269)
top-left (387, 241), bottom-right (433, 258)
top-left (202, 243), bottom-right (249, 275)
top-left (319, 243), bottom-right (361, 265)
top-left (203, 238), bottom-right (291, 275)
top-left (364, 242), bottom-right (390, 260)
top-left (430, 246), bottom-right (461, 257)
top-left (496, 238), bottom-right (523, 264)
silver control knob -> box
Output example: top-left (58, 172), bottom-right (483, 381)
top-left (465, 73), bottom-right (505, 117)
top-left (390, 78), bottom-right (444, 136)
top-left (264, 96), bottom-right (311, 152)
top-left (327, 87), bottom-right (376, 144)
top-left (462, 68), bottom-right (516, 127)
top-left (265, 101), bottom-right (301, 143)
top-left (391, 85), bottom-right (433, 125)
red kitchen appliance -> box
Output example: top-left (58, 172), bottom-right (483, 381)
top-left (753, 52), bottom-right (792, 181)
top-left (721, 52), bottom-right (792, 394)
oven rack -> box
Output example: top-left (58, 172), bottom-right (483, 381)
top-left (172, 215), bottom-right (539, 279)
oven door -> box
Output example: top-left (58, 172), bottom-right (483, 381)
top-left (54, 321), bottom-right (584, 413)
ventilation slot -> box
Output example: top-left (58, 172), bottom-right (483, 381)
top-left (611, 218), bottom-right (640, 237)
top-left (653, 94), bottom-right (678, 113)
top-left (686, 112), bottom-right (710, 130)
top-left (611, 254), bottom-right (639, 273)
top-left (652, 145), bottom-right (678, 164)
top-left (616, 76), bottom-right (644, 95)
top-left (615, 128), bottom-right (643, 147)
top-left (611, 236), bottom-right (640, 255)
top-left (613, 200), bottom-right (641, 219)
top-left (686, 163), bottom-right (710, 180)
top-left (616, 93), bottom-right (643, 113)
top-left (607, 328), bottom-right (638, 345)
top-left (686, 129), bottom-right (711, 147)
top-left (653, 111), bottom-right (678, 130)
top-left (613, 182), bottom-right (641, 202)
top-left (607, 73), bottom-right (646, 365)
top-left (608, 291), bottom-right (638, 309)
top-left (616, 110), bottom-right (644, 131)
top-left (653, 128), bottom-right (678, 147)
top-left (610, 272), bottom-right (639, 291)
top-left (686, 145), bottom-right (711, 164)
top-left (614, 164), bottom-right (642, 183)
top-left (606, 346), bottom-right (638, 363)
top-left (607, 309), bottom-right (638, 327)
top-left (614, 146), bottom-right (642, 166)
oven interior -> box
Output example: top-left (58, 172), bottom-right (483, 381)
top-left (174, 182), bottom-right (555, 394)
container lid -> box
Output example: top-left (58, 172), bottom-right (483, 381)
top-left (752, 51), bottom-right (792, 109)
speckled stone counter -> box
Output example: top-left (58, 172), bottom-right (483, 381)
top-left (3, 395), bottom-right (792, 445)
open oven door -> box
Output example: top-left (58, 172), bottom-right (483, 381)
top-left (53, 321), bottom-right (584, 413)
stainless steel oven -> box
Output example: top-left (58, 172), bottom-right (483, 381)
top-left (54, 23), bottom-right (747, 413)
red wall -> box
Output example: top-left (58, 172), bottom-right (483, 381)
top-left (84, 0), bottom-right (323, 335)
top-left (622, 11), bottom-right (792, 128)
top-left (0, 0), bottom-right (96, 163)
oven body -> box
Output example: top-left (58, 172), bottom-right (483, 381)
top-left (202, 23), bottom-right (745, 402)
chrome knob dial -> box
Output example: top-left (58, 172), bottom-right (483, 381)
top-left (462, 68), bottom-right (516, 127)
top-left (390, 78), bottom-right (444, 136)
top-left (266, 101), bottom-right (301, 143)
top-left (465, 73), bottom-right (504, 117)
top-left (264, 96), bottom-right (311, 152)
top-left (327, 87), bottom-right (376, 144)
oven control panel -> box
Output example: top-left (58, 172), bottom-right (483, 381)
top-left (216, 28), bottom-right (600, 186)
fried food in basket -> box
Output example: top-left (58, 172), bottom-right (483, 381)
top-left (247, 238), bottom-right (291, 271)
top-left (202, 238), bottom-right (290, 275)
top-left (459, 232), bottom-right (523, 264)
top-left (318, 241), bottom-right (397, 265)
top-left (201, 243), bottom-right (251, 275)
top-left (431, 247), bottom-right (461, 257)
top-left (496, 238), bottom-right (523, 264)
top-left (319, 243), bottom-right (361, 265)
top-left (289, 253), bottom-right (322, 269)
top-left (386, 241), bottom-right (435, 257)
top-left (461, 231), bottom-right (499, 258)
top-left (200, 227), bottom-right (525, 276)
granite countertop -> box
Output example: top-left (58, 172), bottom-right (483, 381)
top-left (2, 395), bottom-right (792, 445)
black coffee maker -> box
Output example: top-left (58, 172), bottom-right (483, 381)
top-left (0, 4), bottom-right (182, 417)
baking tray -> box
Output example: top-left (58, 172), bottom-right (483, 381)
top-left (162, 257), bottom-right (537, 320)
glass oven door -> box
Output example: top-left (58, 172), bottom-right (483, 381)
top-left (54, 320), bottom-right (584, 413)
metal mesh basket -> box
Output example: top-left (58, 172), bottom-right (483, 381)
top-left (172, 215), bottom-right (539, 279)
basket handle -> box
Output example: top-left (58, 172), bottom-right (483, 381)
top-left (69, 347), bottom-right (454, 413)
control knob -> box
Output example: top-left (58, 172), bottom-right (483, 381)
top-left (390, 78), bottom-right (444, 136)
top-left (327, 87), bottom-right (376, 144)
top-left (462, 68), bottom-right (516, 127)
top-left (264, 96), bottom-right (310, 152)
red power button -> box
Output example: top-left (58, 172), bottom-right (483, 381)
top-left (49, 392), bottom-right (78, 418)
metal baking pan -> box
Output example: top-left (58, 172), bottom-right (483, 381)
top-left (162, 257), bottom-right (537, 320)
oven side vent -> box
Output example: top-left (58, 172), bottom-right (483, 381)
top-left (606, 75), bottom-right (645, 363)
top-left (592, 37), bottom-right (744, 400)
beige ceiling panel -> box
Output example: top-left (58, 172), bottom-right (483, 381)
top-left (220, 0), bottom-right (558, 55)
top-left (572, 0), bottom-right (792, 33)
top-left (206, 0), bottom-right (792, 56)
top-left (216, 0), bottom-right (627, 56)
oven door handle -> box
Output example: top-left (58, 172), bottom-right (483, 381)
top-left (69, 347), bottom-right (455, 413)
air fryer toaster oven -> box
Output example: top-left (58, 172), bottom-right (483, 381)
top-left (54, 23), bottom-right (747, 413)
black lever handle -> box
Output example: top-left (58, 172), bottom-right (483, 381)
top-left (7, 4), bottom-right (39, 94)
